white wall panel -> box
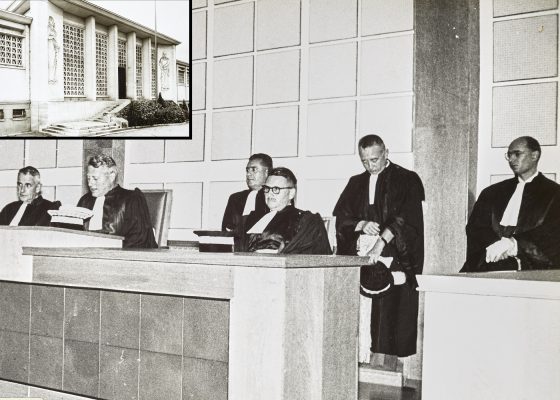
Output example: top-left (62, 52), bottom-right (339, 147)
top-left (214, 3), bottom-right (254, 57)
top-left (309, 43), bottom-right (357, 99)
top-left (361, 0), bottom-right (413, 36)
top-left (256, 0), bottom-right (301, 50)
top-left (256, 50), bottom-right (300, 105)
top-left (211, 110), bottom-right (252, 160)
top-left (361, 35), bottom-right (414, 95)
top-left (359, 95), bottom-right (413, 152)
top-left (309, 0), bottom-right (357, 43)
top-left (307, 101), bottom-right (356, 156)
top-left (213, 57), bottom-right (253, 108)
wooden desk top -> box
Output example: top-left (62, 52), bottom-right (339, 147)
top-left (0, 225), bottom-right (124, 240)
top-left (417, 269), bottom-right (560, 300)
top-left (23, 247), bottom-right (368, 269)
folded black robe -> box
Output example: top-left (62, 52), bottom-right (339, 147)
top-left (240, 205), bottom-right (332, 255)
top-left (462, 173), bottom-right (560, 272)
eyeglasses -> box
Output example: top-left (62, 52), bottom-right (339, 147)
top-left (504, 150), bottom-right (527, 161)
top-left (262, 185), bottom-right (294, 194)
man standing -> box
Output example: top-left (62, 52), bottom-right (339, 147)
top-left (462, 136), bottom-right (560, 272)
top-left (222, 153), bottom-right (272, 234)
top-left (0, 166), bottom-right (60, 226)
top-left (77, 155), bottom-right (157, 249)
top-left (333, 134), bottom-right (425, 369)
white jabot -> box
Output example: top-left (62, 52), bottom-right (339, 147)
top-left (368, 160), bottom-right (390, 205)
top-left (88, 196), bottom-right (105, 231)
top-left (369, 174), bottom-right (379, 205)
top-left (242, 190), bottom-right (258, 216)
top-left (500, 171), bottom-right (538, 226)
top-left (247, 210), bottom-right (277, 234)
top-left (9, 202), bottom-right (28, 226)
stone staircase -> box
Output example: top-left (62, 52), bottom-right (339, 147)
top-left (41, 99), bottom-right (131, 137)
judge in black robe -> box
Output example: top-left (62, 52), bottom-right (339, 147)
top-left (78, 186), bottom-right (157, 249)
top-left (0, 166), bottom-right (61, 227)
top-left (78, 155), bottom-right (157, 249)
top-left (239, 167), bottom-right (332, 255)
top-left (0, 196), bottom-right (60, 226)
top-left (222, 154), bottom-right (272, 234)
top-left (333, 135), bottom-right (424, 358)
top-left (462, 136), bottom-right (560, 272)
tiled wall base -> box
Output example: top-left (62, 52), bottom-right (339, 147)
top-left (0, 282), bottom-right (229, 400)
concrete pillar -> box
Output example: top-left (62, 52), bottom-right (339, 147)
top-left (82, 140), bottom-right (125, 195)
top-left (142, 38), bottom-right (152, 99)
top-left (126, 32), bottom-right (137, 100)
top-left (27, 0), bottom-right (49, 132)
top-left (107, 25), bottom-right (119, 101)
top-left (411, 0), bottom-right (480, 381)
top-left (84, 16), bottom-right (96, 101)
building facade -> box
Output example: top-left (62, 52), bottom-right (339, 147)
top-left (0, 0), bottom-right (185, 135)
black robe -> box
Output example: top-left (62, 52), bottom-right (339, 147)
top-left (77, 185), bottom-right (157, 249)
top-left (333, 162), bottom-right (425, 357)
top-left (0, 196), bottom-right (61, 226)
top-left (240, 205), bottom-right (332, 255)
top-left (222, 188), bottom-right (268, 232)
top-left (462, 173), bottom-right (560, 272)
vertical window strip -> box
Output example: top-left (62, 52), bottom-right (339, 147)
top-left (96, 33), bottom-right (108, 96)
top-left (136, 44), bottom-right (143, 98)
top-left (63, 24), bottom-right (85, 96)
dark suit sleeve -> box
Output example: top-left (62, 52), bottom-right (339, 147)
top-left (121, 189), bottom-right (158, 248)
top-left (462, 188), bottom-right (503, 272)
top-left (0, 204), bottom-right (13, 225)
top-left (222, 194), bottom-right (236, 231)
top-left (382, 173), bottom-right (425, 280)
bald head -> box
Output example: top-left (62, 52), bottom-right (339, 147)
top-left (506, 136), bottom-right (541, 181)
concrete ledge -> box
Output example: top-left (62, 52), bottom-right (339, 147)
top-left (359, 364), bottom-right (403, 387)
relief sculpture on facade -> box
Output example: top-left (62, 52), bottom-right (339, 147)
top-left (159, 51), bottom-right (169, 90)
top-left (48, 16), bottom-right (59, 84)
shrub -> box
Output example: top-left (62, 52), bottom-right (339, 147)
top-left (117, 99), bottom-right (187, 127)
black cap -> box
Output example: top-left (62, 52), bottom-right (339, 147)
top-left (360, 261), bottom-right (394, 297)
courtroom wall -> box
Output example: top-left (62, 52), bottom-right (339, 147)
top-left (189, 0), bottom-right (417, 240)
top-left (478, 0), bottom-right (560, 191)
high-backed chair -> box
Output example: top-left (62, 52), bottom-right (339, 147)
top-left (142, 189), bottom-right (173, 247)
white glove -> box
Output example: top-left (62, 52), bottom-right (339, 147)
top-left (392, 271), bottom-right (406, 285)
top-left (485, 237), bottom-right (517, 263)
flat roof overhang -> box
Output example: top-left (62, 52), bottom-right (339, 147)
top-left (8, 0), bottom-right (180, 45)
top-left (0, 8), bottom-right (32, 26)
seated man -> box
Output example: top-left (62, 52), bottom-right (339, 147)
top-left (0, 166), bottom-right (60, 226)
top-left (222, 153), bottom-right (272, 234)
top-left (462, 136), bottom-right (560, 272)
top-left (77, 155), bottom-right (157, 249)
top-left (240, 167), bottom-right (331, 255)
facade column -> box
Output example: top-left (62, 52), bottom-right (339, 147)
top-left (142, 38), bottom-right (152, 99)
top-left (84, 16), bottom-right (96, 101)
top-left (107, 25), bottom-right (119, 101)
top-left (126, 32), bottom-right (137, 100)
top-left (27, 0), bottom-right (49, 132)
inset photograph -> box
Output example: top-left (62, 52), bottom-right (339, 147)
top-left (0, 0), bottom-right (190, 137)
